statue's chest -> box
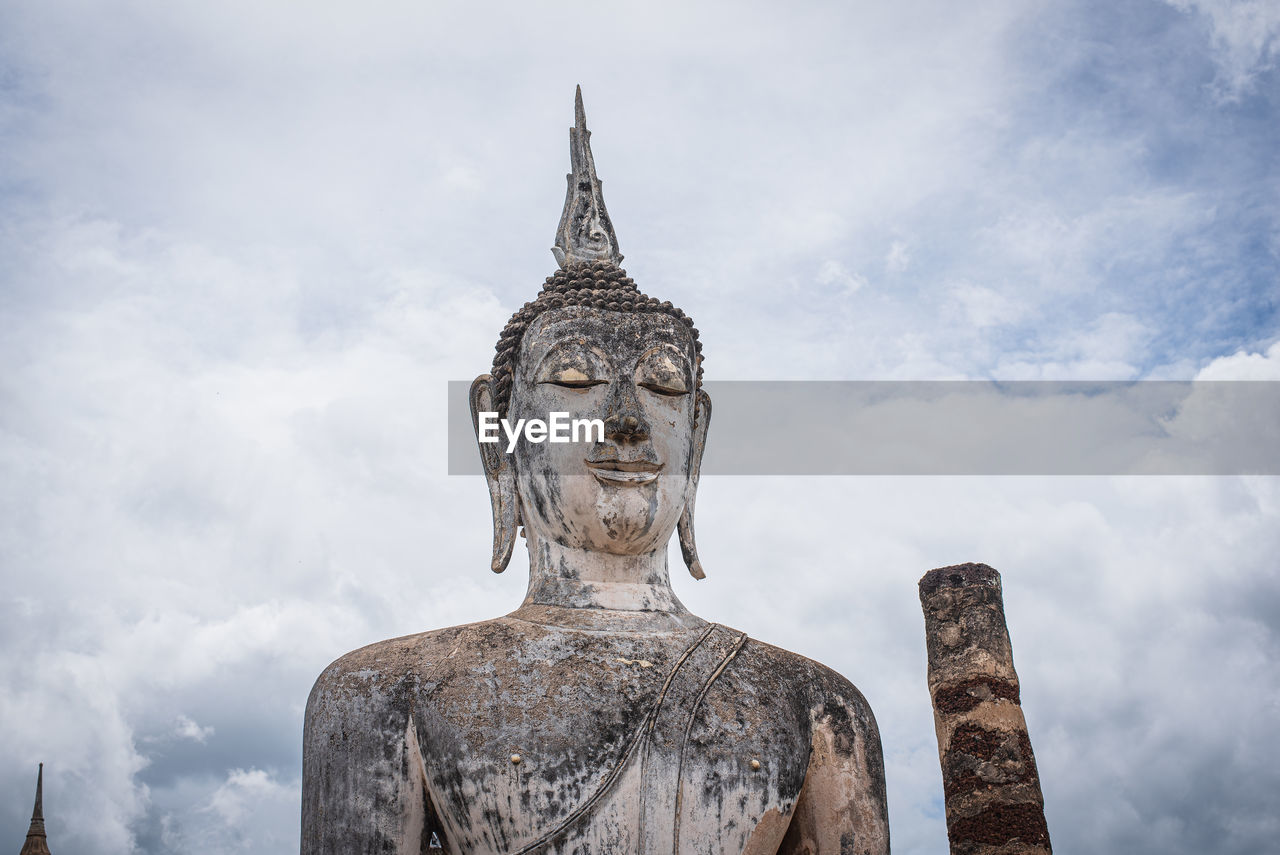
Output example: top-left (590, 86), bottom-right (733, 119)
top-left (414, 630), bottom-right (810, 854)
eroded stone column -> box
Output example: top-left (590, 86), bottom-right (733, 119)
top-left (919, 563), bottom-right (1051, 855)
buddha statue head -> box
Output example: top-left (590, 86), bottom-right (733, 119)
top-left (470, 87), bottom-right (711, 587)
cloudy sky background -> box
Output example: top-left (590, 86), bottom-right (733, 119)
top-left (2, 0), bottom-right (1277, 853)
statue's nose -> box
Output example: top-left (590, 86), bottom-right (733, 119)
top-left (605, 409), bottom-right (649, 442)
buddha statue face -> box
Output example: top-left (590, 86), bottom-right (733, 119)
top-left (470, 288), bottom-right (710, 577)
top-left (507, 306), bottom-right (702, 554)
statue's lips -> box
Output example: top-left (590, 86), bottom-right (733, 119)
top-left (585, 459), bottom-right (662, 485)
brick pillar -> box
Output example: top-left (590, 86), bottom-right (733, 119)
top-left (919, 563), bottom-right (1051, 855)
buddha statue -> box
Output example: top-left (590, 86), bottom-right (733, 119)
top-left (300, 88), bottom-right (890, 855)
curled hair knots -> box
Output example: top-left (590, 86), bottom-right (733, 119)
top-left (490, 262), bottom-right (704, 417)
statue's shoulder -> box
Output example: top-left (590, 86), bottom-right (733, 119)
top-left (730, 630), bottom-right (878, 733)
top-left (307, 619), bottom-right (505, 705)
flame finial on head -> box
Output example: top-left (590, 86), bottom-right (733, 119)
top-left (553, 86), bottom-right (623, 268)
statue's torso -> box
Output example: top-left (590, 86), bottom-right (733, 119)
top-left (416, 615), bottom-right (813, 855)
top-left (306, 610), bottom-right (846, 855)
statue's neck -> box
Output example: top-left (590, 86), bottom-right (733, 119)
top-left (512, 532), bottom-right (703, 633)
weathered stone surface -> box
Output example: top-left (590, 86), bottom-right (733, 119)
top-left (303, 614), bottom-right (887, 853)
top-left (919, 564), bottom-right (1051, 855)
top-left (552, 85), bottom-right (623, 269)
top-left (300, 90), bottom-right (889, 854)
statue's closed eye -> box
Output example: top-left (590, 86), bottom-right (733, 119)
top-left (536, 346), bottom-right (609, 389)
top-left (639, 382), bottom-right (687, 397)
top-left (635, 349), bottom-right (691, 397)
top-left (542, 366), bottom-right (607, 388)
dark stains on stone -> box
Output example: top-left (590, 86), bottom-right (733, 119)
top-left (933, 676), bottom-right (1021, 714)
top-left (942, 723), bottom-right (1039, 800)
top-left (919, 563), bottom-right (1002, 597)
top-left (528, 478), bottom-right (551, 531)
top-left (947, 803), bottom-right (1051, 852)
top-left (812, 674), bottom-right (888, 817)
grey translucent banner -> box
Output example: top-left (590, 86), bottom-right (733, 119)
top-left (447, 381), bottom-right (1280, 475)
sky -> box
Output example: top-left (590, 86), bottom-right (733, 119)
top-left (1, 0), bottom-right (1277, 853)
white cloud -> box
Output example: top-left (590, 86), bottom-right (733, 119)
top-left (147, 768), bottom-right (300, 854)
top-left (1165, 0), bottom-right (1280, 99)
top-left (1195, 340), bottom-right (1280, 380)
top-left (173, 716), bottom-right (215, 744)
top-left (205, 768), bottom-right (296, 828)
top-left (949, 281), bottom-right (1024, 328)
top-left (886, 240), bottom-right (911, 274)
top-left (816, 259), bottom-right (867, 294)
top-left (985, 311), bottom-right (1156, 380)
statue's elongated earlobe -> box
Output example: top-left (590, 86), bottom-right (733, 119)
top-left (470, 375), bottom-right (520, 573)
top-left (678, 506), bottom-right (704, 580)
top-left (678, 390), bottom-right (712, 579)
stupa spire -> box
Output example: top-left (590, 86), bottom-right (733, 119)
top-left (552, 85), bottom-right (623, 268)
top-left (19, 764), bottom-right (51, 855)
